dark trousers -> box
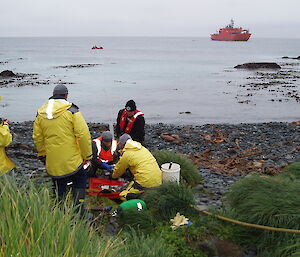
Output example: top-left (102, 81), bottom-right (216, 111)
top-left (52, 165), bottom-right (87, 201)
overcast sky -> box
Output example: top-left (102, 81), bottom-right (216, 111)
top-left (1, 0), bottom-right (299, 38)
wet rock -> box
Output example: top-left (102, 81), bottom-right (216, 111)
top-left (193, 184), bottom-right (204, 192)
top-left (234, 62), bottom-right (281, 69)
top-left (0, 71), bottom-right (74, 88)
top-left (54, 64), bottom-right (101, 69)
top-left (282, 56), bottom-right (300, 60)
top-left (243, 250), bottom-right (258, 257)
top-left (198, 236), bottom-right (243, 257)
top-left (228, 67), bottom-right (300, 103)
top-left (0, 70), bottom-right (16, 77)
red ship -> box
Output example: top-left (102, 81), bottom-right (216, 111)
top-left (211, 19), bottom-right (251, 41)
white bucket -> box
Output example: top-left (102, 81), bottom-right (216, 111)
top-left (161, 162), bottom-right (181, 184)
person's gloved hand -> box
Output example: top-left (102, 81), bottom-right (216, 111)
top-left (100, 162), bottom-right (115, 171)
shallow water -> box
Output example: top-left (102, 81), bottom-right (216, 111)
top-left (0, 37), bottom-right (299, 124)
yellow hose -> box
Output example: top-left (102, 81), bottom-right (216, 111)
top-left (193, 205), bottom-right (300, 234)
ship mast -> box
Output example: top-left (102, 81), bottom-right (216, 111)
top-left (226, 19), bottom-right (234, 28)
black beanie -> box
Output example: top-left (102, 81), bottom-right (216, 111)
top-left (125, 100), bottom-right (136, 111)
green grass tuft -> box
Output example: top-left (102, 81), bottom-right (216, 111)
top-left (120, 229), bottom-right (173, 257)
top-left (225, 175), bottom-right (300, 256)
top-left (0, 176), bottom-right (121, 257)
top-left (156, 225), bottom-right (208, 257)
top-left (277, 162), bottom-right (300, 181)
top-left (141, 182), bottom-right (196, 221)
top-left (119, 209), bottom-right (157, 234)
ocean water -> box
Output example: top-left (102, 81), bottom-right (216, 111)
top-left (0, 37), bottom-right (299, 124)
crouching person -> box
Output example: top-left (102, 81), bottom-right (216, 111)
top-left (32, 85), bottom-right (92, 213)
top-left (89, 131), bottom-right (117, 177)
top-left (111, 134), bottom-right (162, 201)
top-left (0, 118), bottom-right (16, 176)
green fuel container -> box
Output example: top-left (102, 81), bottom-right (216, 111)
top-left (119, 199), bottom-right (147, 213)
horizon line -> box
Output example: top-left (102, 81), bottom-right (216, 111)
top-left (1, 35), bottom-right (300, 39)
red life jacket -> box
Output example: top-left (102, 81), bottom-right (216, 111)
top-left (119, 109), bottom-right (144, 134)
top-left (93, 136), bottom-right (117, 162)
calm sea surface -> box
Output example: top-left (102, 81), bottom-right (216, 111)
top-left (0, 37), bottom-right (299, 124)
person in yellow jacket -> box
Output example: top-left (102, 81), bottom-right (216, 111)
top-left (0, 118), bottom-right (16, 176)
top-left (112, 133), bottom-right (162, 201)
top-left (33, 85), bottom-right (92, 207)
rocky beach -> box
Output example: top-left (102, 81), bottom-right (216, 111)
top-left (6, 121), bottom-right (300, 209)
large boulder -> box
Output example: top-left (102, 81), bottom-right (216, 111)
top-left (282, 56), bottom-right (300, 60)
top-left (234, 62), bottom-right (281, 69)
top-left (0, 70), bottom-right (16, 77)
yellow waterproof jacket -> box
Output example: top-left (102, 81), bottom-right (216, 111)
top-left (0, 122), bottom-right (16, 176)
top-left (112, 140), bottom-right (162, 187)
top-left (33, 98), bottom-right (92, 177)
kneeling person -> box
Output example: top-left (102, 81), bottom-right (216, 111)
top-left (90, 131), bottom-right (116, 177)
top-left (112, 134), bottom-right (162, 201)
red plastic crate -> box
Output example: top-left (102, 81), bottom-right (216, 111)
top-left (88, 177), bottom-right (125, 199)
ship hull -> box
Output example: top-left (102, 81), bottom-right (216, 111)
top-left (211, 33), bottom-right (251, 41)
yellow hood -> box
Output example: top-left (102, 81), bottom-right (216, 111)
top-left (122, 139), bottom-right (142, 151)
top-left (38, 99), bottom-right (72, 119)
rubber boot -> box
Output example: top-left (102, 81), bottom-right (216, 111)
top-left (73, 187), bottom-right (86, 217)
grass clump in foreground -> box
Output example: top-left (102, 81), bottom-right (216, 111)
top-left (224, 163), bottom-right (300, 257)
top-left (141, 182), bottom-right (196, 221)
top-left (152, 150), bottom-right (202, 186)
top-left (120, 229), bottom-right (174, 257)
top-left (0, 176), bottom-right (186, 257)
top-left (0, 175), bottom-right (121, 257)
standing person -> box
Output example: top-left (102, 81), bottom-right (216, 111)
top-left (0, 118), bottom-right (16, 176)
top-left (116, 100), bottom-right (145, 144)
top-left (33, 85), bottom-right (92, 209)
top-left (112, 134), bottom-right (162, 201)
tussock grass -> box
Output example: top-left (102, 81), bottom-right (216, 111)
top-left (277, 162), bottom-right (300, 181)
top-left (0, 176), bottom-right (120, 257)
top-left (120, 229), bottom-right (173, 257)
top-left (119, 209), bottom-right (156, 234)
top-left (225, 174), bottom-right (300, 256)
top-left (141, 182), bottom-right (196, 221)
top-left (281, 240), bottom-right (300, 257)
top-left (153, 150), bottom-right (202, 186)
